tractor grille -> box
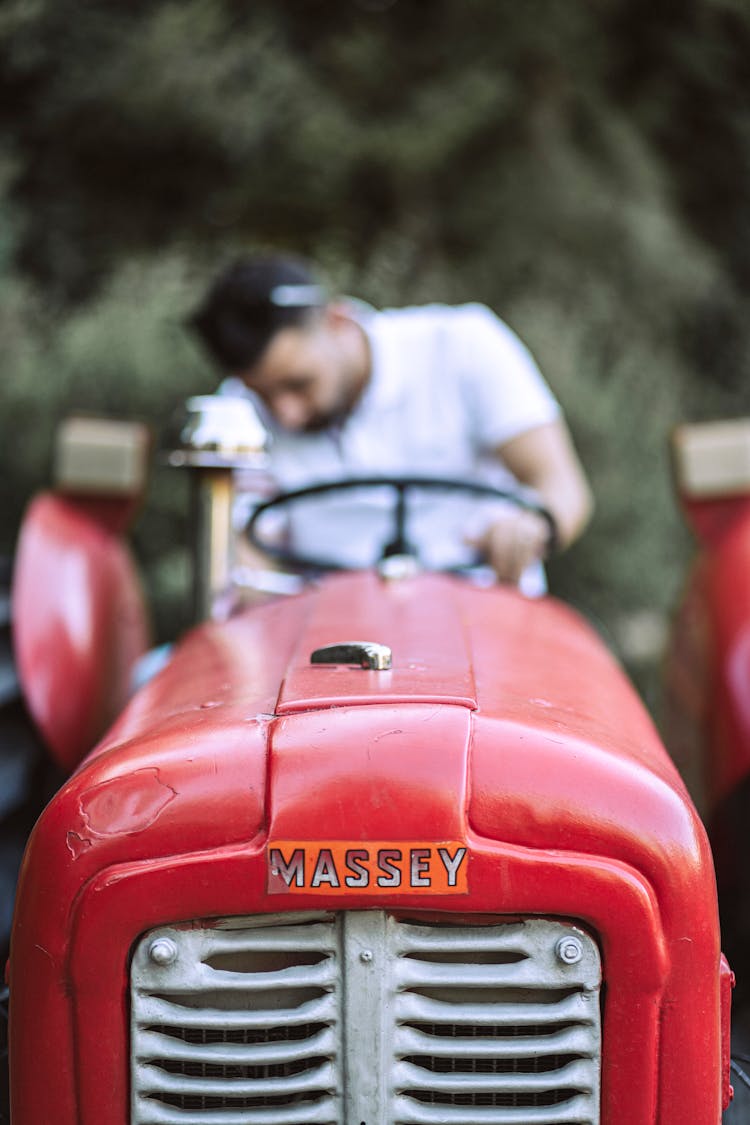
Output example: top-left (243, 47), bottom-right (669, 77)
top-left (131, 914), bottom-right (601, 1124)
top-left (388, 918), bottom-right (601, 1124)
top-left (130, 914), bottom-right (342, 1123)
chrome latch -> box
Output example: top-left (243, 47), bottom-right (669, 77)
top-left (310, 641), bottom-right (392, 671)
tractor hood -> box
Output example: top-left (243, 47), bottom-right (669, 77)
top-left (39, 570), bottom-right (705, 885)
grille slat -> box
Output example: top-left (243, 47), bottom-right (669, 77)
top-left (136, 1025), bottom-right (337, 1066)
top-left (139, 959), bottom-right (338, 995)
top-left (392, 1090), bottom-right (597, 1125)
top-left (395, 958), bottom-right (580, 989)
top-left (397, 929), bottom-right (533, 954)
top-left (136, 992), bottom-right (336, 1030)
top-left (395, 1057), bottom-right (596, 1095)
top-left (397, 1024), bottom-right (596, 1058)
top-left (202, 923), bottom-right (337, 952)
top-left (134, 1097), bottom-right (339, 1125)
top-left (396, 989), bottom-right (597, 1026)
top-left (138, 1057), bottom-right (338, 1098)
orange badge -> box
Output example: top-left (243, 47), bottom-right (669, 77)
top-left (267, 841), bottom-right (468, 895)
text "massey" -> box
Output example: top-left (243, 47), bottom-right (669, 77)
top-left (267, 841), bottom-right (468, 895)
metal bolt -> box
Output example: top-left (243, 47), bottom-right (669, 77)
top-left (148, 937), bottom-right (178, 966)
top-left (556, 936), bottom-right (584, 965)
top-left (360, 949), bottom-right (373, 963)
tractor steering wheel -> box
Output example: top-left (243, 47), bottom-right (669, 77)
top-left (245, 475), bottom-right (556, 573)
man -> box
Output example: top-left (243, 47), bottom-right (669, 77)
top-left (190, 254), bottom-right (592, 591)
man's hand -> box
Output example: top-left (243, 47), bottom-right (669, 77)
top-left (469, 418), bottom-right (592, 586)
top-left (466, 508), bottom-right (551, 584)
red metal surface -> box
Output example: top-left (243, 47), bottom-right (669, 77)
top-left (11, 492), bottom-right (150, 772)
top-left (679, 494), bottom-right (750, 550)
top-left (665, 504), bottom-right (750, 811)
top-left (276, 574), bottom-right (477, 712)
top-left (721, 953), bottom-right (736, 1110)
top-left (10, 572), bottom-right (723, 1123)
top-left (679, 495), bottom-right (750, 551)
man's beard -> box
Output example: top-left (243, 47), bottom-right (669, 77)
top-left (301, 385), bottom-right (360, 434)
top-left (302, 408), bottom-right (346, 434)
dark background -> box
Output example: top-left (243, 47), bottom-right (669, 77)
top-left (2, 0), bottom-right (750, 713)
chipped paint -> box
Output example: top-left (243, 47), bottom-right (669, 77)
top-left (65, 832), bottom-right (92, 859)
top-left (78, 768), bottom-right (176, 839)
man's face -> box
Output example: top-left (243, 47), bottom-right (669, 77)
top-left (241, 311), bottom-right (368, 433)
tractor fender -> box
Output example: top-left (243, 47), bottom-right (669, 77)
top-left (11, 492), bottom-right (150, 772)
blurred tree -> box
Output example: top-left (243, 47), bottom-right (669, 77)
top-left (1, 0), bottom-right (749, 685)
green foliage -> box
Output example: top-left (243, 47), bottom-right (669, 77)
top-left (2, 0), bottom-right (750, 700)
top-left (0, 246), bottom-right (219, 635)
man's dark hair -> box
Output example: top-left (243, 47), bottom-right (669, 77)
top-left (189, 254), bottom-right (326, 373)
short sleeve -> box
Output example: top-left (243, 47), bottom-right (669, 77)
top-left (452, 305), bottom-right (560, 450)
top-left (217, 375), bottom-right (251, 398)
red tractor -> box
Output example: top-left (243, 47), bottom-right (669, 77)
top-left (0, 403), bottom-right (736, 1123)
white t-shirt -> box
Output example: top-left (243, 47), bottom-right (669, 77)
top-left (220, 302), bottom-right (560, 590)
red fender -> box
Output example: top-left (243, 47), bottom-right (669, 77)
top-left (11, 492), bottom-right (150, 772)
top-left (665, 498), bottom-right (750, 813)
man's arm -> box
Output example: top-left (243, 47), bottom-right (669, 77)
top-left (470, 419), bottom-right (593, 584)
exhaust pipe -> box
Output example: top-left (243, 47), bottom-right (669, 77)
top-left (166, 396), bottom-right (270, 623)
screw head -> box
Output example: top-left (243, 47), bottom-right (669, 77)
top-left (556, 936), bottom-right (584, 965)
top-left (359, 949), bottom-right (373, 963)
top-left (148, 937), bottom-right (178, 966)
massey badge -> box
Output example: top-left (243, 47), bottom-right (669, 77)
top-left (267, 840), bottom-right (468, 895)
